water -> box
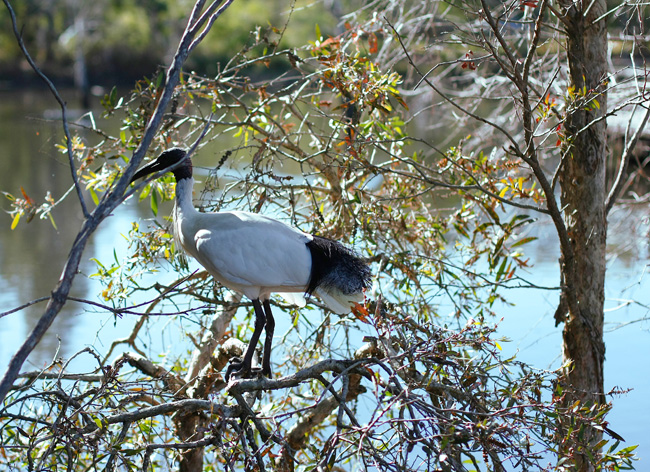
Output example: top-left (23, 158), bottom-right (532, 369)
top-left (0, 89), bottom-right (648, 466)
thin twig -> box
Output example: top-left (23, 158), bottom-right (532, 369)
top-left (2, 0), bottom-right (89, 218)
top-left (83, 399), bottom-right (238, 432)
top-left (0, 296), bottom-right (50, 319)
top-left (606, 103), bottom-right (650, 213)
top-left (0, 0), bottom-right (235, 406)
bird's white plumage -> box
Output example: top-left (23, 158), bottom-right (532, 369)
top-left (173, 178), bottom-right (313, 301)
top-left (131, 148), bottom-right (370, 379)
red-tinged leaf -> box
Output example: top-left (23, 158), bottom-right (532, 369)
top-left (352, 302), bottom-right (370, 323)
top-left (512, 236), bottom-right (538, 248)
top-left (461, 51), bottom-right (477, 70)
top-left (368, 32), bottom-right (378, 54)
top-left (320, 37), bottom-right (339, 49)
top-left (20, 187), bottom-right (34, 205)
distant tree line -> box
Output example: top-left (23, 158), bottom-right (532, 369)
top-left (0, 0), bottom-right (342, 87)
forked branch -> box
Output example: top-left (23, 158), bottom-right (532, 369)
top-left (0, 0), bottom-right (235, 406)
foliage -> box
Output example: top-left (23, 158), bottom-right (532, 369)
top-left (0, 322), bottom-right (635, 471)
top-left (2, 0), bottom-right (648, 470)
top-left (0, 0), bottom-right (342, 83)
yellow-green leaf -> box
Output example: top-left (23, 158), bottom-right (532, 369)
top-left (89, 188), bottom-right (99, 206)
top-left (10, 212), bottom-right (20, 230)
top-left (48, 213), bottom-right (58, 231)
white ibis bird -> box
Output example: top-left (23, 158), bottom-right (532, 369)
top-left (130, 148), bottom-right (371, 379)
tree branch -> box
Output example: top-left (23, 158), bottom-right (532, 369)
top-left (0, 0), bottom-right (235, 406)
top-left (2, 0), bottom-right (89, 218)
top-left (83, 399), bottom-right (238, 432)
top-left (606, 103), bottom-right (650, 213)
top-left (228, 358), bottom-right (373, 395)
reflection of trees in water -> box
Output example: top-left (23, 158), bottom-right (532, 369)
top-left (0, 91), bottom-right (96, 366)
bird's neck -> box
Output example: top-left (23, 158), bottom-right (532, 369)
top-left (172, 162), bottom-right (192, 181)
top-left (174, 177), bottom-right (197, 216)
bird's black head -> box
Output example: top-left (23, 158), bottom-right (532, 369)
top-left (130, 148), bottom-right (191, 183)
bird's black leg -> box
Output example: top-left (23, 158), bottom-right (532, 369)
top-left (226, 299), bottom-right (266, 380)
top-left (262, 300), bottom-right (275, 377)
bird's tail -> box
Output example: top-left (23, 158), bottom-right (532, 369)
top-left (306, 236), bottom-right (371, 314)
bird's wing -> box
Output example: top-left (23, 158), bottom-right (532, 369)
top-left (191, 212), bottom-right (312, 293)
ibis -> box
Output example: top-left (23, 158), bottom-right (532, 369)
top-left (130, 148), bottom-right (371, 379)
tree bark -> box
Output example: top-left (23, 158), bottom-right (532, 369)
top-left (558, 0), bottom-right (608, 468)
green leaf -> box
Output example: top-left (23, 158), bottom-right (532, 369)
top-left (315, 23), bottom-right (321, 40)
top-left (495, 257), bottom-right (508, 280)
top-left (617, 445), bottom-right (638, 454)
top-left (454, 223), bottom-right (469, 239)
top-left (482, 202), bottom-right (500, 224)
top-left (594, 439), bottom-right (608, 450)
top-left (151, 191), bottom-right (159, 216)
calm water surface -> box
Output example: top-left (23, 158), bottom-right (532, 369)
top-left (0, 89), bottom-right (648, 465)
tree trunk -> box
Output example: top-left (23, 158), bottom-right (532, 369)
top-left (558, 0), bottom-right (608, 468)
top-left (175, 412), bottom-right (207, 471)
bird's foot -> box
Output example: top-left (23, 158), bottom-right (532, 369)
top-left (225, 357), bottom-right (263, 382)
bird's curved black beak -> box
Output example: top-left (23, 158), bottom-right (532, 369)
top-left (130, 148), bottom-right (189, 184)
top-left (130, 158), bottom-right (166, 183)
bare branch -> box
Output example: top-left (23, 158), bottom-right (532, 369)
top-left (0, 0), bottom-right (235, 405)
top-left (2, 0), bottom-right (89, 218)
top-left (606, 103), bottom-right (650, 213)
top-left (0, 296), bottom-right (50, 319)
top-left (184, 292), bottom-right (242, 396)
top-left (188, 0), bottom-right (238, 52)
top-left (83, 399), bottom-right (238, 432)
top-left (228, 358), bottom-right (373, 394)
